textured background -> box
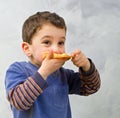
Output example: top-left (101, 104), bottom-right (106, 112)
top-left (0, 0), bottom-right (120, 118)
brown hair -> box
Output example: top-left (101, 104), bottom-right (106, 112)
top-left (22, 11), bottom-right (66, 44)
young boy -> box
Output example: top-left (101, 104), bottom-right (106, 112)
top-left (5, 11), bottom-right (101, 118)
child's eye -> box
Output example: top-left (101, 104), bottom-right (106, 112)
top-left (43, 40), bottom-right (50, 45)
top-left (58, 41), bottom-right (64, 46)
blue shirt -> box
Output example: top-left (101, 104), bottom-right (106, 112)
top-left (5, 61), bottom-right (82, 118)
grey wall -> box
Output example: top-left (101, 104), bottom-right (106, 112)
top-left (0, 0), bottom-right (120, 118)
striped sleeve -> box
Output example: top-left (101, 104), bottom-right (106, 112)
top-left (79, 59), bottom-right (101, 96)
top-left (7, 72), bottom-right (48, 110)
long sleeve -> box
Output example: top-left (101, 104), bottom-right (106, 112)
top-left (79, 59), bottom-right (101, 96)
top-left (7, 72), bottom-right (48, 111)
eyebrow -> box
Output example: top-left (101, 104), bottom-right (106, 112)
top-left (41, 35), bottom-right (66, 40)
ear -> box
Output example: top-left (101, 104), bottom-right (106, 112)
top-left (22, 42), bottom-right (31, 57)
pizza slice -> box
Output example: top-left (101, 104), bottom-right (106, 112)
top-left (42, 52), bottom-right (72, 60)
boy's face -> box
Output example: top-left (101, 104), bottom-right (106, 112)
top-left (23, 24), bottom-right (66, 66)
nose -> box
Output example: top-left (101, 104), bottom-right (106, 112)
top-left (51, 45), bottom-right (60, 53)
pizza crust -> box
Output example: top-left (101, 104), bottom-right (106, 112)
top-left (42, 52), bottom-right (71, 60)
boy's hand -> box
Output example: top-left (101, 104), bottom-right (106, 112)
top-left (38, 50), bottom-right (68, 80)
top-left (71, 49), bottom-right (91, 72)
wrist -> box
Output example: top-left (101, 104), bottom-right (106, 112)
top-left (79, 58), bottom-right (95, 76)
top-left (82, 60), bottom-right (91, 72)
top-left (32, 72), bottom-right (48, 89)
top-left (38, 68), bottom-right (49, 80)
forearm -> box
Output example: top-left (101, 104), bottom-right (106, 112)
top-left (79, 59), bottom-right (101, 96)
top-left (7, 72), bottom-right (48, 110)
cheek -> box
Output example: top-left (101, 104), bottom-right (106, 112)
top-left (62, 48), bottom-right (66, 53)
top-left (57, 46), bottom-right (65, 53)
top-left (36, 48), bottom-right (48, 59)
top-left (32, 48), bottom-right (43, 59)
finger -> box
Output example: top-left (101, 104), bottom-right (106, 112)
top-left (46, 50), bottom-right (54, 59)
top-left (74, 49), bottom-right (82, 55)
top-left (71, 49), bottom-right (82, 58)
